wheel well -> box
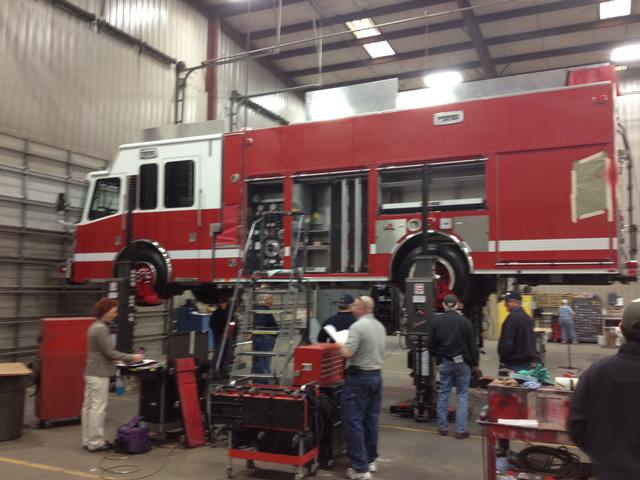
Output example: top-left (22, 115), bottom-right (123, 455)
top-left (391, 233), bottom-right (466, 284)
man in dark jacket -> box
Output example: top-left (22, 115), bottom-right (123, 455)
top-left (209, 298), bottom-right (230, 375)
top-left (567, 299), bottom-right (640, 479)
top-left (251, 293), bottom-right (279, 380)
top-left (428, 294), bottom-right (478, 439)
top-left (317, 294), bottom-right (356, 343)
top-left (497, 291), bottom-right (536, 372)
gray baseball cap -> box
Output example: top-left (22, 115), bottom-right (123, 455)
top-left (622, 298), bottom-right (640, 330)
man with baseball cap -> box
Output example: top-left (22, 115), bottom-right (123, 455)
top-left (428, 293), bottom-right (478, 438)
top-left (568, 299), bottom-right (640, 478)
top-left (317, 294), bottom-right (356, 343)
top-left (497, 291), bottom-right (536, 372)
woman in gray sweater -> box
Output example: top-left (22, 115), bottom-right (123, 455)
top-left (82, 298), bottom-right (143, 452)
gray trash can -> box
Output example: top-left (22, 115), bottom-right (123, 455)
top-left (0, 363), bottom-right (32, 441)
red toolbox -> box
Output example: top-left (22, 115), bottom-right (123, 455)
top-left (37, 317), bottom-right (94, 427)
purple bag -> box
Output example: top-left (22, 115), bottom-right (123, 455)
top-left (115, 416), bottom-right (151, 454)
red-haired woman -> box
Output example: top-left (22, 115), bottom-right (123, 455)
top-left (82, 298), bottom-right (143, 452)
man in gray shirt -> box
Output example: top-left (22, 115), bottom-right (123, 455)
top-left (338, 296), bottom-right (386, 480)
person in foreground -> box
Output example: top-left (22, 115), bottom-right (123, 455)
top-left (567, 298), bottom-right (640, 479)
top-left (337, 296), bottom-right (386, 480)
top-left (82, 298), bottom-right (143, 452)
top-left (428, 293), bottom-right (478, 439)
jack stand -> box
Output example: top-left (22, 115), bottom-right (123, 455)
top-left (390, 163), bottom-right (437, 422)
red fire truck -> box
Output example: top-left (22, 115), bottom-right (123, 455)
top-left (70, 65), bottom-right (637, 323)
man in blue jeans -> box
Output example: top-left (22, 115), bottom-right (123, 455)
top-left (337, 296), bottom-right (386, 480)
top-left (251, 294), bottom-right (279, 382)
top-left (428, 294), bottom-right (478, 439)
top-left (558, 299), bottom-right (577, 344)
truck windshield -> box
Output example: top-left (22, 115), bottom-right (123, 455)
top-left (88, 177), bottom-right (121, 220)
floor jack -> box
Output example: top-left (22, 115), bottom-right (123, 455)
top-left (390, 164), bottom-right (437, 422)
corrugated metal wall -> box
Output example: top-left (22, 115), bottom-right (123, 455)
top-left (216, 31), bottom-right (306, 130)
top-left (0, 0), bottom-right (207, 159)
top-left (0, 0), bottom-right (207, 361)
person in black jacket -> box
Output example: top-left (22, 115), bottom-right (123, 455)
top-left (209, 298), bottom-right (230, 375)
top-left (497, 291), bottom-right (536, 372)
top-left (428, 294), bottom-right (478, 439)
top-left (567, 299), bottom-right (640, 479)
top-left (317, 294), bottom-right (356, 343)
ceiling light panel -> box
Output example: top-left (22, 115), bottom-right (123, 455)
top-left (599, 0), bottom-right (632, 20)
top-left (363, 41), bottom-right (396, 59)
top-left (345, 18), bottom-right (381, 39)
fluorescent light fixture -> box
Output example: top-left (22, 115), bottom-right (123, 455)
top-left (599, 0), bottom-right (631, 19)
top-left (614, 65), bottom-right (628, 71)
top-left (345, 18), bottom-right (381, 39)
top-left (611, 43), bottom-right (640, 63)
top-left (363, 41), bottom-right (395, 59)
top-left (423, 70), bottom-right (463, 89)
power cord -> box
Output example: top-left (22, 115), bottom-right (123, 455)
top-left (98, 443), bottom-right (179, 480)
top-left (514, 445), bottom-right (581, 478)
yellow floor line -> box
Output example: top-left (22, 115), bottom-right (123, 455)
top-left (0, 455), bottom-right (99, 479)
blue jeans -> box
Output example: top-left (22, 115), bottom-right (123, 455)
top-left (437, 359), bottom-right (471, 433)
top-left (559, 318), bottom-right (576, 343)
top-left (342, 371), bottom-right (382, 473)
top-left (251, 335), bottom-right (276, 378)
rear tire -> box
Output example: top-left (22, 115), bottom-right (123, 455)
top-left (397, 244), bottom-right (470, 303)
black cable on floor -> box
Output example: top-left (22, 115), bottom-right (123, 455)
top-left (515, 445), bottom-right (581, 478)
top-left (98, 443), bottom-right (179, 480)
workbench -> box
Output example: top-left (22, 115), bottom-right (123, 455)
top-left (479, 382), bottom-right (576, 479)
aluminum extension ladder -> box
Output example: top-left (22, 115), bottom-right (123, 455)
top-left (218, 212), bottom-right (311, 386)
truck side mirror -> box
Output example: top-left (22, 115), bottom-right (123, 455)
top-left (56, 193), bottom-right (68, 213)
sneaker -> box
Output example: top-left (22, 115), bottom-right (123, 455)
top-left (455, 431), bottom-right (470, 440)
top-left (346, 467), bottom-right (372, 479)
top-left (87, 441), bottom-right (113, 453)
top-left (438, 428), bottom-right (448, 436)
top-left (368, 462), bottom-right (377, 472)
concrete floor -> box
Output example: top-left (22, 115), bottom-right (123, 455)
top-left (0, 339), bottom-right (613, 480)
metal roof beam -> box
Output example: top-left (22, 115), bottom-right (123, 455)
top-left (249, 0), bottom-right (452, 41)
top-left (218, 21), bottom-right (298, 89)
top-left (214, 0), bottom-right (308, 18)
top-left (249, 0), bottom-right (600, 41)
top-left (300, 36), bottom-right (640, 90)
top-left (456, 0), bottom-right (496, 77)
top-left (284, 14), bottom-right (640, 78)
top-left (268, 0), bottom-right (601, 61)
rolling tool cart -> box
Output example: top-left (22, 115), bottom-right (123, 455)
top-left (211, 383), bottom-right (320, 480)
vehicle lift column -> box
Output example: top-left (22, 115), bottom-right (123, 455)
top-left (115, 175), bottom-right (138, 353)
top-left (391, 164), bottom-right (437, 421)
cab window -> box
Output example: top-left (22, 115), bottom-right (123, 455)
top-left (164, 160), bottom-right (194, 208)
top-left (88, 178), bottom-right (121, 220)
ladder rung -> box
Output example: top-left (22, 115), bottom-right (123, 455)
top-left (247, 330), bottom-right (280, 335)
top-left (232, 374), bottom-right (276, 379)
top-left (247, 309), bottom-right (285, 314)
top-left (236, 351), bottom-right (286, 357)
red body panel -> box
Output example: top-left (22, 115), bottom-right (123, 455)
top-left (174, 358), bottom-right (206, 447)
top-left (72, 80), bottom-right (626, 286)
top-left (37, 317), bottom-right (94, 422)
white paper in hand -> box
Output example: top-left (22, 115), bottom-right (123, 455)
top-left (323, 325), bottom-right (349, 344)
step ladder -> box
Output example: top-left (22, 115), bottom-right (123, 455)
top-left (217, 211), bottom-right (312, 386)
